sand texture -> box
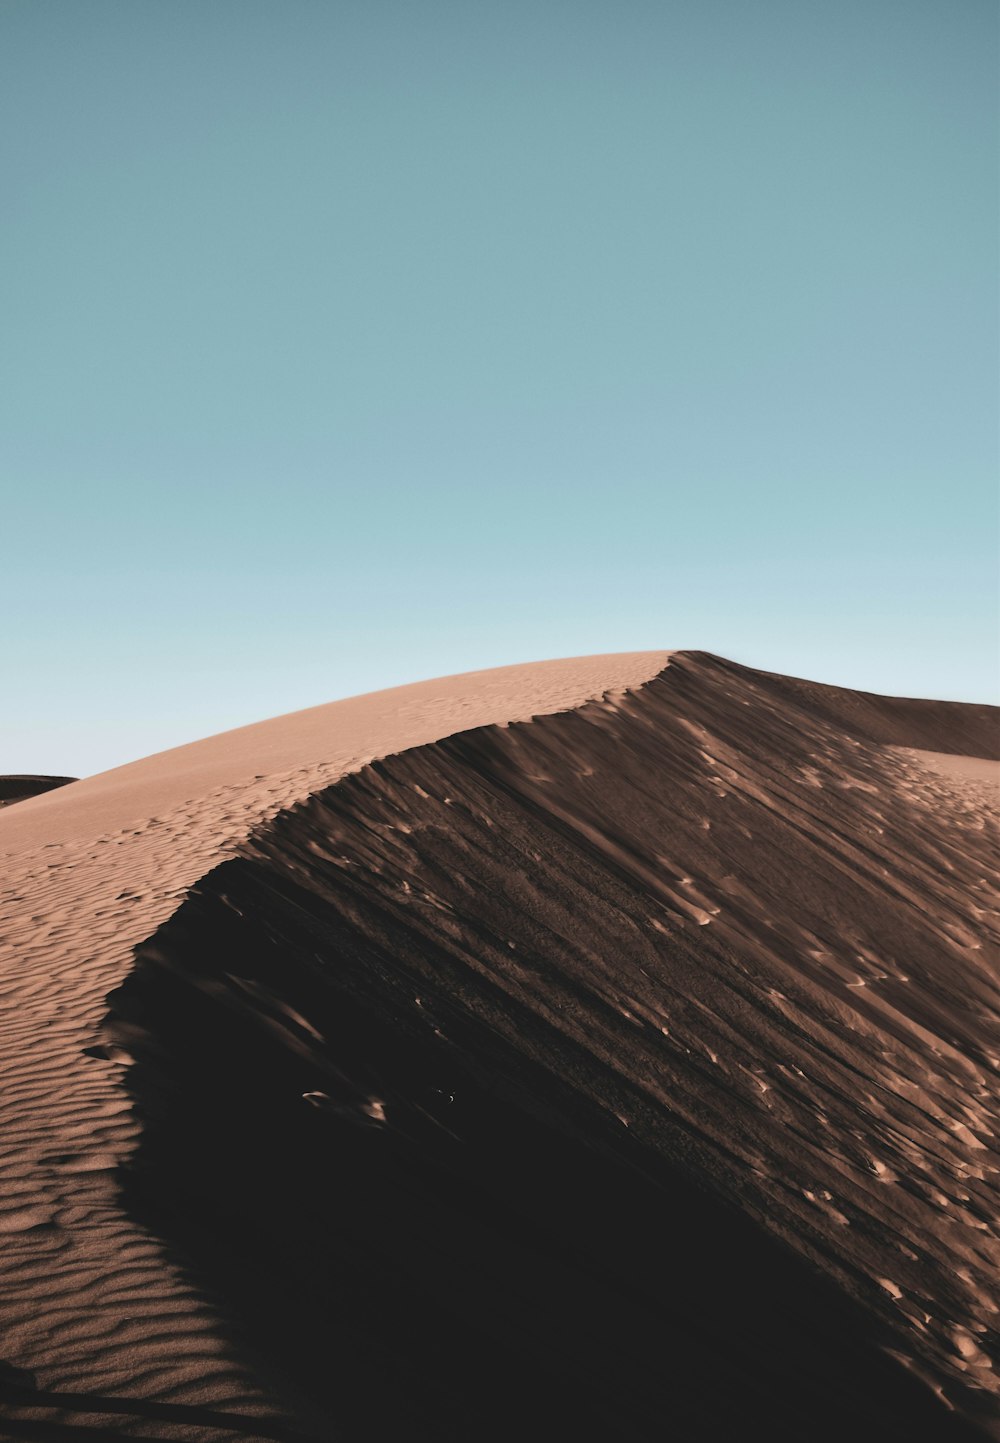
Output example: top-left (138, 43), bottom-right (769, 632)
top-left (0, 650), bottom-right (997, 1440)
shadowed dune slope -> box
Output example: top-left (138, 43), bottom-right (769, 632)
top-left (104, 652), bottom-right (1000, 1441)
top-left (744, 661), bottom-right (998, 759)
top-left (0, 776), bottom-right (76, 808)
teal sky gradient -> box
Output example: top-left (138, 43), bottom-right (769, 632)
top-left (3, 1), bottom-right (997, 776)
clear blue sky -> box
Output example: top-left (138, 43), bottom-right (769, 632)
top-left (3, 0), bottom-right (997, 777)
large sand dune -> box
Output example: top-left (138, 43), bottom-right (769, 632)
top-left (0, 651), bottom-right (997, 1440)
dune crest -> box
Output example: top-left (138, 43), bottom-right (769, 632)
top-left (0, 651), bottom-right (670, 848)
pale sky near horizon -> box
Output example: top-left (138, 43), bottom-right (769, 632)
top-left (3, 0), bottom-right (997, 778)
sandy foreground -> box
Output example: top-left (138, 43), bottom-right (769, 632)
top-left (0, 650), bottom-right (997, 1441)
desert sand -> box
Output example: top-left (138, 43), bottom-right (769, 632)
top-left (0, 650), bottom-right (997, 1440)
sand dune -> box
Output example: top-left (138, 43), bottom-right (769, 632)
top-left (0, 776), bottom-right (76, 809)
top-left (0, 651), bottom-right (997, 1440)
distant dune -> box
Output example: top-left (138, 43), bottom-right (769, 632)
top-left (0, 652), bottom-right (997, 1440)
top-left (0, 775), bottom-right (76, 808)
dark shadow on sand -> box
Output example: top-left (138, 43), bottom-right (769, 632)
top-left (103, 846), bottom-right (988, 1443)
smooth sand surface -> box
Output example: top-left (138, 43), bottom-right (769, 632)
top-left (0, 650), bottom-right (997, 1441)
top-left (893, 749), bottom-right (1000, 785)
